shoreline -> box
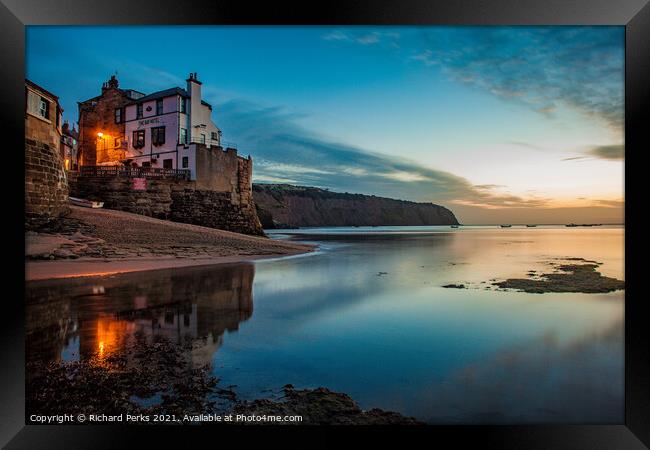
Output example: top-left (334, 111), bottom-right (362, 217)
top-left (26, 205), bottom-right (315, 281)
top-left (26, 249), bottom-right (312, 282)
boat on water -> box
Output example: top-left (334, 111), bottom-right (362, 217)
top-left (451, 225), bottom-right (459, 228)
top-left (526, 225), bottom-right (537, 227)
top-left (500, 224), bottom-right (512, 228)
top-left (566, 223), bottom-right (579, 227)
top-left (69, 197), bottom-right (104, 209)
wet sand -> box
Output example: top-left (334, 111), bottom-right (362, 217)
top-left (26, 206), bottom-right (314, 281)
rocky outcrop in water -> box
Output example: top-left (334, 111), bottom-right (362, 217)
top-left (253, 184), bottom-right (459, 228)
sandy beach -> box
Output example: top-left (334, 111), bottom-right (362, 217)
top-left (26, 206), bottom-right (314, 281)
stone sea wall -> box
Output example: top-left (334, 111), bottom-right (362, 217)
top-left (170, 188), bottom-right (263, 236)
top-left (69, 173), bottom-right (264, 236)
top-left (25, 138), bottom-right (70, 228)
top-left (69, 176), bottom-right (179, 219)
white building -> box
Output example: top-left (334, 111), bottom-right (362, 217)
top-left (122, 72), bottom-right (223, 179)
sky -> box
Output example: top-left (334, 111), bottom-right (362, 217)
top-left (26, 26), bottom-right (625, 224)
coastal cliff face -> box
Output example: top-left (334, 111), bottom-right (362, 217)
top-left (253, 184), bottom-right (459, 228)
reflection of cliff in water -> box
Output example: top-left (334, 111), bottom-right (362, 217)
top-left (26, 263), bottom-right (255, 369)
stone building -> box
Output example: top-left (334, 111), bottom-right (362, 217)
top-left (25, 79), bottom-right (63, 150)
top-left (121, 72), bottom-right (223, 179)
top-left (60, 121), bottom-right (79, 170)
top-left (73, 73), bottom-right (264, 235)
top-left (77, 75), bottom-right (145, 166)
top-left (25, 79), bottom-right (69, 227)
top-left (78, 73), bottom-right (225, 179)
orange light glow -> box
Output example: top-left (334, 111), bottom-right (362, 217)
top-left (95, 317), bottom-right (132, 359)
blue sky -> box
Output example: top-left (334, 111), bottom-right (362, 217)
top-left (26, 26), bottom-right (624, 224)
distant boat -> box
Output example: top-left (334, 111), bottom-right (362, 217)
top-left (451, 225), bottom-right (459, 228)
top-left (526, 225), bottom-right (537, 227)
top-left (566, 223), bottom-right (578, 227)
top-left (500, 224), bottom-right (512, 228)
top-left (69, 197), bottom-right (104, 209)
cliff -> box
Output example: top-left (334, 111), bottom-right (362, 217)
top-left (253, 184), bottom-right (459, 228)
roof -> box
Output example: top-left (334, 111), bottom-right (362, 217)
top-left (201, 100), bottom-right (212, 109)
top-left (79, 88), bottom-right (146, 105)
top-left (126, 87), bottom-right (189, 105)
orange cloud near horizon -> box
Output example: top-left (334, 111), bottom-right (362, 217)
top-left (448, 203), bottom-right (624, 225)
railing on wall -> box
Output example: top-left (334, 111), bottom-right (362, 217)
top-left (79, 165), bottom-right (191, 180)
top-left (187, 136), bottom-right (237, 149)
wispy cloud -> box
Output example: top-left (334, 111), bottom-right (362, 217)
top-left (323, 29), bottom-right (400, 48)
top-left (323, 27), bottom-right (624, 130)
top-left (213, 97), bottom-right (550, 210)
top-left (562, 144), bottom-right (624, 162)
top-left (586, 144), bottom-right (624, 160)
top-left (414, 27), bottom-right (623, 129)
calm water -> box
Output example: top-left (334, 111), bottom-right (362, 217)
top-left (26, 225), bottom-right (624, 423)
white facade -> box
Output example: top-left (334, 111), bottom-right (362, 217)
top-left (121, 73), bottom-right (221, 179)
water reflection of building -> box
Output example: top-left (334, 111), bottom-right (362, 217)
top-left (26, 263), bottom-right (255, 368)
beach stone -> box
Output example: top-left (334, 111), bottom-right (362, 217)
top-left (53, 249), bottom-right (75, 259)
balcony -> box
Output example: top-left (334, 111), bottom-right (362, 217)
top-left (79, 165), bottom-right (191, 180)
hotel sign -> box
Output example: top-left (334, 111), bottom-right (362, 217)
top-left (132, 178), bottom-right (147, 190)
top-left (138, 118), bottom-right (160, 126)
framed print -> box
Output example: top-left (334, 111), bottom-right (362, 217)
top-left (1, 0), bottom-right (648, 448)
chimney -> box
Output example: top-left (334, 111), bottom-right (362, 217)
top-left (186, 72), bottom-right (203, 132)
top-left (102, 75), bottom-right (119, 93)
top-left (108, 75), bottom-right (119, 88)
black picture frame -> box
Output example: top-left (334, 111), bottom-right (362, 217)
top-left (2, 0), bottom-right (647, 448)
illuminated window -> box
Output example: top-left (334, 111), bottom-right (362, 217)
top-left (133, 130), bottom-right (145, 149)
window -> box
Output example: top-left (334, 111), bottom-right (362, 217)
top-left (211, 131), bottom-right (219, 141)
top-left (136, 103), bottom-right (143, 119)
top-left (133, 130), bottom-right (145, 149)
top-left (163, 159), bottom-right (173, 169)
top-left (152, 126), bottom-right (166, 146)
top-left (38, 98), bottom-right (49, 119)
top-left (114, 108), bottom-right (122, 123)
top-left (141, 161), bottom-right (151, 168)
top-left (156, 99), bottom-right (163, 115)
top-left (179, 97), bottom-right (186, 113)
top-left (182, 156), bottom-right (189, 168)
top-left (200, 133), bottom-right (206, 144)
top-left (179, 128), bottom-right (187, 145)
